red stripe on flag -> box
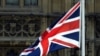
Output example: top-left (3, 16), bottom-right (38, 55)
top-left (41, 30), bottom-right (49, 39)
top-left (57, 20), bottom-right (79, 33)
top-left (41, 39), bottom-right (49, 56)
top-left (46, 20), bottom-right (79, 38)
top-left (41, 19), bottom-right (79, 40)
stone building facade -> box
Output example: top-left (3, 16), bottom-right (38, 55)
top-left (0, 0), bottom-right (100, 56)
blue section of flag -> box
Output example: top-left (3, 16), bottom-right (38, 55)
top-left (28, 48), bottom-right (41, 56)
top-left (62, 32), bottom-right (79, 41)
top-left (49, 43), bottom-right (66, 52)
top-left (68, 7), bottom-right (80, 19)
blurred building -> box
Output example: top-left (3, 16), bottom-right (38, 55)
top-left (0, 0), bottom-right (100, 56)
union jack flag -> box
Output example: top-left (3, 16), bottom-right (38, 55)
top-left (20, 2), bottom-right (80, 56)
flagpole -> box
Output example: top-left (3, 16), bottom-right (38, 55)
top-left (80, 0), bottom-right (85, 56)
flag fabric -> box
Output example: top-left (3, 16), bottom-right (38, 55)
top-left (20, 2), bottom-right (80, 56)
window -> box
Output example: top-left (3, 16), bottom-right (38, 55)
top-left (95, 17), bottom-right (100, 38)
top-left (6, 0), bottom-right (19, 7)
top-left (0, 0), bottom-right (1, 6)
top-left (24, 0), bottom-right (38, 6)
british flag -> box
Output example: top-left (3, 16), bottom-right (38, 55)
top-left (20, 2), bottom-right (80, 56)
